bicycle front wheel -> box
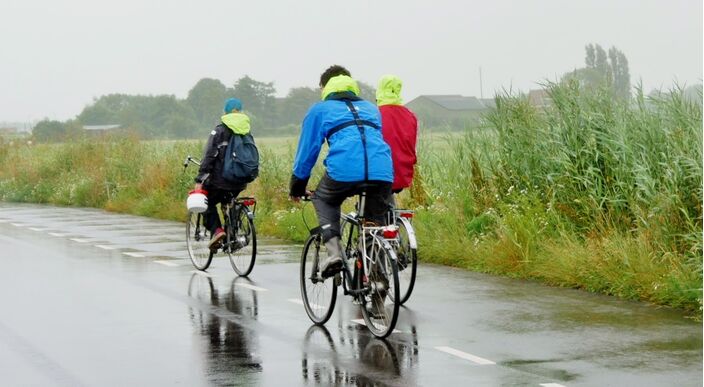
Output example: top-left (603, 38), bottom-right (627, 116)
top-left (186, 211), bottom-right (213, 271)
top-left (360, 235), bottom-right (400, 339)
top-left (394, 217), bottom-right (417, 305)
top-left (300, 235), bottom-right (337, 325)
top-left (227, 206), bottom-right (257, 277)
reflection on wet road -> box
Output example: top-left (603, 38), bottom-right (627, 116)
top-left (0, 203), bottom-right (701, 386)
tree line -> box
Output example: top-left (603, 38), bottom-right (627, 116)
top-left (33, 76), bottom-right (377, 142)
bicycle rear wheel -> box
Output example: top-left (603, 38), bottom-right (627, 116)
top-left (300, 234), bottom-right (337, 325)
top-left (360, 235), bottom-right (400, 338)
top-left (227, 205), bottom-right (257, 277)
top-left (186, 211), bottom-right (213, 271)
top-left (394, 217), bottom-right (417, 305)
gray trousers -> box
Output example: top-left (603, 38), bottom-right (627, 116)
top-left (312, 173), bottom-right (392, 242)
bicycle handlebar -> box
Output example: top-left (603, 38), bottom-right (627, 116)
top-left (183, 155), bottom-right (201, 171)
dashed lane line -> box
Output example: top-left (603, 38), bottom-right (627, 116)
top-left (70, 238), bottom-right (91, 243)
top-left (287, 298), bottom-right (325, 310)
top-left (123, 252), bottom-right (145, 258)
top-left (154, 260), bottom-right (180, 267)
top-left (10, 223), bottom-right (25, 227)
top-left (235, 283), bottom-right (268, 292)
top-left (539, 384), bottom-right (566, 387)
top-left (191, 270), bottom-right (214, 278)
top-left (28, 227), bottom-right (50, 232)
top-left (48, 232), bottom-right (69, 237)
top-left (434, 346), bottom-right (496, 365)
top-left (95, 245), bottom-right (116, 250)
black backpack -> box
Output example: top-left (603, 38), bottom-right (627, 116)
top-left (222, 132), bottom-right (259, 183)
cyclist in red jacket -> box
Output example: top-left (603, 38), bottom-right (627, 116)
top-left (376, 75), bottom-right (418, 195)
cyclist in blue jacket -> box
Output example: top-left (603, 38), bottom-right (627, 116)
top-left (289, 65), bottom-right (393, 277)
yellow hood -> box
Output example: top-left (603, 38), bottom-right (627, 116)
top-left (376, 74), bottom-right (403, 106)
top-left (221, 112), bottom-right (251, 135)
top-left (321, 75), bottom-right (360, 100)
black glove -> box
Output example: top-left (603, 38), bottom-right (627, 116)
top-left (289, 174), bottom-right (309, 197)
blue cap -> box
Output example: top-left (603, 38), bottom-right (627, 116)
top-left (224, 98), bottom-right (242, 113)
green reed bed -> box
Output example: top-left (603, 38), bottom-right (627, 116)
top-left (0, 82), bottom-right (700, 313)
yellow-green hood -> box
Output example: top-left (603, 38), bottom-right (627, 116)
top-left (376, 75), bottom-right (403, 106)
top-left (221, 112), bottom-right (251, 135)
top-left (321, 75), bottom-right (360, 100)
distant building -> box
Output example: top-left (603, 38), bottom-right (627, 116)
top-left (405, 95), bottom-right (494, 130)
top-left (83, 124), bottom-right (121, 131)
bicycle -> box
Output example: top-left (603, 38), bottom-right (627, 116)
top-left (183, 156), bottom-right (257, 276)
top-left (299, 191), bottom-right (401, 339)
top-left (343, 200), bottom-right (418, 305)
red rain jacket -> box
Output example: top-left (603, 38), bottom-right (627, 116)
top-left (379, 105), bottom-right (418, 191)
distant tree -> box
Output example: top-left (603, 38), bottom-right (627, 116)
top-left (32, 119), bottom-right (66, 142)
top-left (563, 43), bottom-right (631, 99)
top-left (232, 75), bottom-right (277, 128)
top-left (186, 78), bottom-right (228, 129)
top-left (77, 94), bottom-right (198, 139)
top-left (276, 87), bottom-right (319, 127)
top-left (358, 81), bottom-right (376, 102)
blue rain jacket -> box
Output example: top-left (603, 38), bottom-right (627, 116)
top-left (292, 93), bottom-right (393, 183)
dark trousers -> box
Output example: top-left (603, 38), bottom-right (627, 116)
top-left (312, 173), bottom-right (392, 242)
top-left (204, 188), bottom-right (244, 234)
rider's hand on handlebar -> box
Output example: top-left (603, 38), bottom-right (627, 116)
top-left (194, 183), bottom-right (203, 191)
top-left (289, 190), bottom-right (313, 203)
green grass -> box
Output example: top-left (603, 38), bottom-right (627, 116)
top-left (0, 82), bottom-right (700, 314)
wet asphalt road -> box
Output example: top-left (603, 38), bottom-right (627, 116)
top-left (0, 203), bottom-right (701, 387)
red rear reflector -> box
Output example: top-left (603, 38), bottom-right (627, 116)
top-left (399, 212), bottom-right (414, 219)
top-left (243, 199), bottom-right (256, 206)
top-left (383, 229), bottom-right (398, 238)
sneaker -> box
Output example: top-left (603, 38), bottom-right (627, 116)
top-left (208, 228), bottom-right (226, 252)
top-left (320, 237), bottom-right (344, 278)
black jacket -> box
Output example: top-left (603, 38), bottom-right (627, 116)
top-left (195, 123), bottom-right (248, 192)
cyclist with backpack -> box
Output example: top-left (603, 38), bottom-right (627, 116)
top-left (194, 97), bottom-right (259, 252)
top-left (289, 65), bottom-right (393, 277)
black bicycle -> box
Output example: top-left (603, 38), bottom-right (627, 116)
top-left (299, 191), bottom-right (400, 339)
top-left (184, 156), bottom-right (257, 276)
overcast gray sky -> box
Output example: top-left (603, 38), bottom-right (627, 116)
top-left (1, 0), bottom-right (701, 122)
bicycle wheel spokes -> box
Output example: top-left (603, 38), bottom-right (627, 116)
top-left (394, 218), bottom-right (417, 305)
top-left (360, 235), bottom-right (400, 338)
top-left (227, 206), bottom-right (257, 277)
top-left (300, 236), bottom-right (337, 324)
top-left (186, 211), bottom-right (213, 271)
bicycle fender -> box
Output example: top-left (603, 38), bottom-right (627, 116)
top-left (397, 216), bottom-right (417, 249)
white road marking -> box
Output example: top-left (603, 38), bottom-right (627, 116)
top-left (351, 319), bottom-right (403, 334)
top-left (123, 252), bottom-right (145, 258)
top-left (540, 384), bottom-right (566, 387)
top-left (434, 346), bottom-right (496, 365)
top-left (0, 219), bottom-right (8, 223)
top-left (191, 270), bottom-right (214, 278)
top-left (29, 227), bottom-right (49, 231)
top-left (154, 260), bottom-right (180, 267)
top-left (235, 283), bottom-right (268, 292)
top-left (287, 298), bottom-right (325, 310)
top-left (95, 245), bottom-right (116, 250)
top-left (70, 238), bottom-right (90, 243)
top-left (10, 223), bottom-right (24, 227)
top-left (49, 232), bottom-right (68, 237)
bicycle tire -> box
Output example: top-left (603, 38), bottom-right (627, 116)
top-left (394, 217), bottom-right (417, 305)
top-left (360, 235), bottom-right (400, 338)
top-left (186, 211), bottom-right (213, 271)
top-left (300, 234), bottom-right (337, 325)
top-left (227, 205), bottom-right (257, 277)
